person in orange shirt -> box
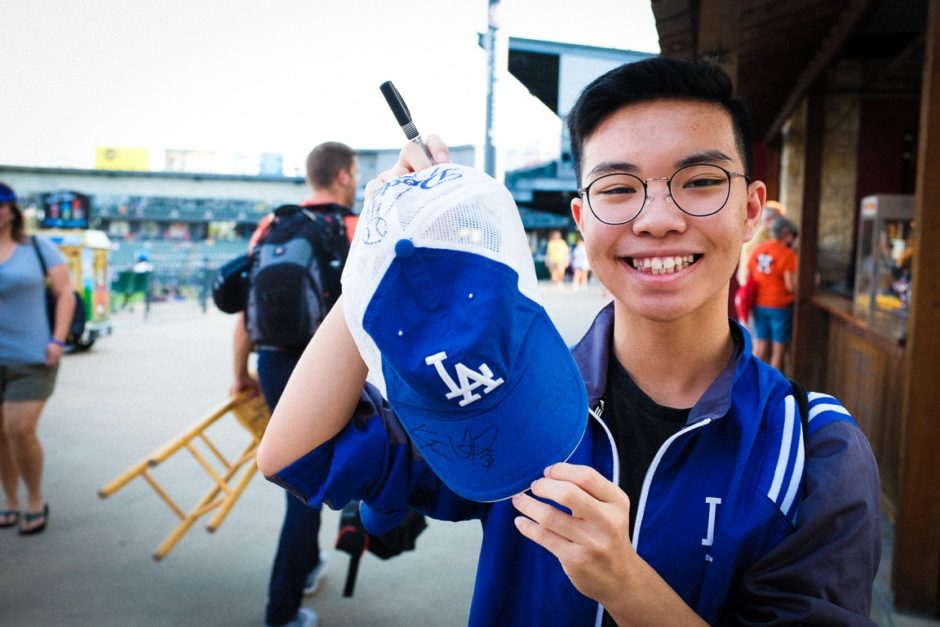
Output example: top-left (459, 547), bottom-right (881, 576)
top-left (746, 216), bottom-right (798, 370)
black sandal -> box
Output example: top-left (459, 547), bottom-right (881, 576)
top-left (0, 509), bottom-right (18, 528)
top-left (19, 504), bottom-right (49, 535)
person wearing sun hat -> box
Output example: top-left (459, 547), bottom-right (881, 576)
top-left (0, 181), bottom-right (77, 535)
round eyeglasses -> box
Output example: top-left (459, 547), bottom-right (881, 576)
top-left (578, 164), bottom-right (750, 225)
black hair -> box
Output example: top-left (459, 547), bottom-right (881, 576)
top-left (566, 57), bottom-right (754, 184)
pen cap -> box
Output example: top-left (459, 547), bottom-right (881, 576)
top-left (380, 81), bottom-right (413, 127)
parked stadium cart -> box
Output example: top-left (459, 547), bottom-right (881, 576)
top-left (39, 228), bottom-right (113, 350)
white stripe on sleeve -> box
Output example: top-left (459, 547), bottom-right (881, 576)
top-left (767, 395), bottom-right (796, 504)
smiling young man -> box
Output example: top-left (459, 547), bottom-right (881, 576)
top-left (256, 58), bottom-right (881, 625)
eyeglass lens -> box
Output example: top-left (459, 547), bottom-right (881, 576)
top-left (587, 164), bottom-right (732, 224)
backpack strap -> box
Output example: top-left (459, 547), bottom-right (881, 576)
top-left (31, 236), bottom-right (50, 278)
top-left (335, 500), bottom-right (369, 597)
top-left (301, 205), bottom-right (351, 250)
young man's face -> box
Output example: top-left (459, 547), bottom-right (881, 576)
top-left (571, 99), bottom-right (764, 323)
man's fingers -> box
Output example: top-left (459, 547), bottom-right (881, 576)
top-left (363, 135), bottom-right (449, 205)
top-left (512, 492), bottom-right (575, 552)
top-left (525, 465), bottom-right (633, 546)
top-left (397, 140), bottom-right (434, 171)
top-left (543, 463), bottom-right (627, 505)
top-left (363, 165), bottom-right (409, 200)
top-left (424, 134), bottom-right (449, 164)
top-left (512, 490), bottom-right (569, 528)
top-left (396, 134), bottom-right (448, 171)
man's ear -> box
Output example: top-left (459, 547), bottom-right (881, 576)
top-left (571, 195), bottom-right (584, 232)
top-left (336, 168), bottom-right (350, 187)
top-left (742, 180), bottom-right (767, 242)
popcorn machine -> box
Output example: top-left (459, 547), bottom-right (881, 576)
top-left (852, 194), bottom-right (915, 329)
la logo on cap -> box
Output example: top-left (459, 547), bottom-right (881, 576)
top-left (425, 351), bottom-right (504, 407)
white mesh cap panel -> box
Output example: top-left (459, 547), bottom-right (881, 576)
top-left (342, 164), bottom-right (540, 396)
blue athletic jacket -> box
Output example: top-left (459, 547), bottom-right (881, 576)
top-left (270, 303), bottom-right (881, 626)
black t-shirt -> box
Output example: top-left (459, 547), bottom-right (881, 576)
top-left (601, 356), bottom-right (691, 627)
top-left (604, 355), bottom-right (691, 533)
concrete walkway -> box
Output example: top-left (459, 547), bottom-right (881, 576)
top-left (0, 282), bottom-right (936, 626)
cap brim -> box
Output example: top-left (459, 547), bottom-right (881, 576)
top-left (383, 307), bottom-right (588, 502)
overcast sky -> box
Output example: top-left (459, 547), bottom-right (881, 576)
top-left (1, 0), bottom-right (659, 175)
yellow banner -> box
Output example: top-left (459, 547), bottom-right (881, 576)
top-left (95, 146), bottom-right (148, 171)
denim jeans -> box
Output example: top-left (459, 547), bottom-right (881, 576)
top-left (258, 349), bottom-right (322, 626)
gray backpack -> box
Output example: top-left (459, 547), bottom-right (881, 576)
top-left (246, 204), bottom-right (348, 349)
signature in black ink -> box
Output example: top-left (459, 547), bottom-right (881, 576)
top-left (409, 424), bottom-right (451, 461)
top-left (410, 422), bottom-right (497, 470)
top-left (450, 425), bottom-right (497, 469)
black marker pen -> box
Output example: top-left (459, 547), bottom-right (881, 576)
top-left (380, 80), bottom-right (434, 163)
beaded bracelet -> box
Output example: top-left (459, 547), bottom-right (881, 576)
top-left (49, 338), bottom-right (67, 348)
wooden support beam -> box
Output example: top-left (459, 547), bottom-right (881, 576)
top-left (893, 0), bottom-right (940, 614)
top-left (696, 0), bottom-right (739, 82)
top-left (651, 0), bottom-right (697, 58)
top-left (764, 0), bottom-right (877, 143)
top-left (790, 88), bottom-right (826, 389)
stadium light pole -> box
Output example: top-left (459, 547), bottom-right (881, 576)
top-left (483, 0), bottom-right (499, 177)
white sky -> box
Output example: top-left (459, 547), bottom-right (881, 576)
top-left (0, 0), bottom-right (659, 175)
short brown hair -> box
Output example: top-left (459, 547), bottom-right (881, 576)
top-left (306, 142), bottom-right (356, 189)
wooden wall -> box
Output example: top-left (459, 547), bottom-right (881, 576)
top-left (819, 306), bottom-right (905, 518)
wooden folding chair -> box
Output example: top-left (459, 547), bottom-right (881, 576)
top-left (98, 391), bottom-right (270, 560)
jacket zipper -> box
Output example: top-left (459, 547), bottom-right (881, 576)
top-left (631, 418), bottom-right (713, 549)
top-left (589, 399), bottom-right (619, 487)
top-left (589, 401), bottom-right (713, 624)
top-left (589, 399), bottom-right (618, 627)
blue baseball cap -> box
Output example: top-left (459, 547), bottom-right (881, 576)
top-left (343, 164), bottom-right (587, 502)
top-left (0, 182), bottom-right (16, 204)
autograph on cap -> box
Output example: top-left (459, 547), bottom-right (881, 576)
top-left (409, 423), bottom-right (497, 470)
top-left (360, 165), bottom-right (464, 246)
